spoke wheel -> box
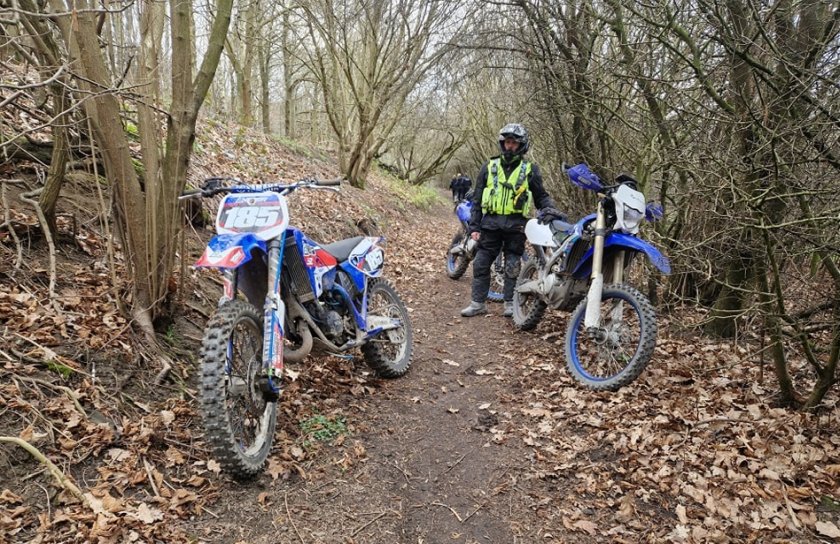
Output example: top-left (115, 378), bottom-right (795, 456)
top-left (361, 279), bottom-right (413, 378)
top-left (201, 300), bottom-right (277, 479)
top-left (446, 230), bottom-right (471, 279)
top-left (565, 284), bottom-right (656, 391)
top-left (512, 259), bottom-right (546, 331)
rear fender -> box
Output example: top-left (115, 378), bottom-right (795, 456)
top-left (572, 232), bottom-right (671, 278)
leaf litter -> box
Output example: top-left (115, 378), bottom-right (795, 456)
top-left (0, 118), bottom-right (837, 543)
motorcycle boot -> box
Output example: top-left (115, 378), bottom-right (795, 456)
top-left (460, 301), bottom-right (487, 317)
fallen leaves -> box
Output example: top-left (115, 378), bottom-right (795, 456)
top-left (816, 520), bottom-right (840, 538)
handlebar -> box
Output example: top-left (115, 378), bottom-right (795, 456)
top-left (179, 177), bottom-right (343, 200)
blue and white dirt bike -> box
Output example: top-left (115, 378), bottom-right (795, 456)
top-left (181, 177), bottom-right (413, 479)
top-left (444, 195), bottom-right (506, 302)
top-left (512, 164), bottom-right (670, 390)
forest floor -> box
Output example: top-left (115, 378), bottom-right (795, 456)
top-left (1, 123), bottom-right (840, 543)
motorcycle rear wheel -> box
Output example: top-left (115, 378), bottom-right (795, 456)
top-left (512, 259), bottom-right (546, 330)
top-left (200, 299), bottom-right (277, 480)
top-left (446, 231), bottom-right (471, 279)
top-left (361, 279), bottom-right (414, 378)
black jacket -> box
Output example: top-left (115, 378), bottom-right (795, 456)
top-left (468, 157), bottom-right (555, 233)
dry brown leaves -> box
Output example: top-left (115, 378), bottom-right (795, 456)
top-left (1, 117), bottom-right (444, 543)
top-left (484, 311), bottom-right (840, 543)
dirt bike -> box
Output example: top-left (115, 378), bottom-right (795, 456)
top-left (512, 164), bottom-right (670, 390)
top-left (445, 196), bottom-right (520, 302)
top-left (181, 177), bottom-right (413, 479)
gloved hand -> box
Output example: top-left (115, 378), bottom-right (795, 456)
top-left (537, 207), bottom-right (568, 224)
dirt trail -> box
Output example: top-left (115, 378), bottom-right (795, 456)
top-left (187, 197), bottom-right (571, 543)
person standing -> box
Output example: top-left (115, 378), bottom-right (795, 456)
top-left (449, 173), bottom-right (462, 202)
top-left (461, 123), bottom-right (564, 318)
top-left (456, 174), bottom-right (471, 201)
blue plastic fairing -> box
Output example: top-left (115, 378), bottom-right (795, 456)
top-left (572, 232), bottom-right (671, 278)
top-left (195, 233), bottom-right (267, 269)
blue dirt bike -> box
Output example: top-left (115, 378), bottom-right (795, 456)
top-left (512, 164), bottom-right (670, 390)
top-left (181, 177), bottom-right (413, 479)
top-left (445, 196), bottom-right (506, 302)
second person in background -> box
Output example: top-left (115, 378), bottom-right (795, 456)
top-left (461, 123), bottom-right (564, 318)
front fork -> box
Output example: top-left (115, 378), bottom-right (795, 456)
top-left (583, 200), bottom-right (625, 329)
top-left (263, 239), bottom-right (285, 386)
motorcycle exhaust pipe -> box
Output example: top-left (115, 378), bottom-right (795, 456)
top-left (284, 324), bottom-right (313, 363)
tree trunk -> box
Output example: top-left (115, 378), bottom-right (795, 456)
top-left (704, 254), bottom-right (751, 338)
top-left (281, 8), bottom-right (295, 139)
top-left (756, 249), bottom-right (798, 407)
top-left (50, 0), bottom-right (155, 335)
top-left (17, 0), bottom-right (71, 234)
top-left (259, 39), bottom-right (271, 134)
top-left (38, 85), bottom-right (69, 234)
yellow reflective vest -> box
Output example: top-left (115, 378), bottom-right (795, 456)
top-left (481, 158), bottom-right (532, 215)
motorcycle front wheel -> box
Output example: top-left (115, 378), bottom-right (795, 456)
top-left (565, 284), bottom-right (656, 391)
top-left (200, 299), bottom-right (277, 480)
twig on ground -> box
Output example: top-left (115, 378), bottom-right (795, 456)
top-left (11, 332), bottom-right (88, 376)
top-left (20, 376), bottom-right (87, 418)
top-left (36, 482), bottom-right (52, 521)
top-left (153, 354), bottom-right (173, 385)
top-left (199, 504), bottom-right (220, 519)
top-left (393, 459), bottom-right (411, 482)
top-left (540, 331), bottom-right (562, 342)
top-left (350, 511), bottom-right (388, 537)
top-left (461, 501), bottom-right (487, 523)
top-left (781, 483), bottom-right (802, 530)
top-left (441, 452), bottom-right (467, 475)
top-left (285, 491), bottom-right (306, 544)
top-left (0, 436), bottom-right (89, 506)
top-left (431, 501), bottom-right (463, 522)
top-left (143, 457), bottom-right (161, 498)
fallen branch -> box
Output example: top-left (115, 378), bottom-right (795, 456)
top-left (19, 186), bottom-right (61, 313)
top-left (0, 436), bottom-right (89, 506)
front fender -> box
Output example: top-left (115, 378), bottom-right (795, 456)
top-left (572, 232), bottom-right (671, 278)
top-left (195, 233), bottom-right (267, 269)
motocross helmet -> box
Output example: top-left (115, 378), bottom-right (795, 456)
top-left (498, 123), bottom-right (530, 164)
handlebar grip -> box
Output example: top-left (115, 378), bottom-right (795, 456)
top-left (178, 189), bottom-right (202, 200)
top-left (315, 178), bottom-right (342, 187)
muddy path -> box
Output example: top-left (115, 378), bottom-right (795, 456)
top-left (185, 197), bottom-right (576, 544)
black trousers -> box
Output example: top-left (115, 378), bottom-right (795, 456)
top-left (471, 228), bottom-right (526, 302)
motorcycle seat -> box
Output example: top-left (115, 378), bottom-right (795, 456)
top-left (322, 236), bottom-right (365, 261)
top-left (551, 219), bottom-right (573, 234)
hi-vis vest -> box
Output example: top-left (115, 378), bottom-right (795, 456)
top-left (481, 158), bottom-right (532, 215)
